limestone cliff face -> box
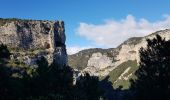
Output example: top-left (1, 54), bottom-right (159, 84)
top-left (0, 18), bottom-right (67, 67)
top-left (116, 29), bottom-right (170, 65)
top-left (69, 29), bottom-right (170, 77)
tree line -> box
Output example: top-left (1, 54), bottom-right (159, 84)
top-left (0, 44), bottom-right (104, 100)
top-left (0, 34), bottom-right (170, 100)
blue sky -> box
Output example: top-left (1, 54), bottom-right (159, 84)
top-left (1, 0), bottom-right (170, 54)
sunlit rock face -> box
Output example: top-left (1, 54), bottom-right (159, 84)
top-left (0, 18), bottom-right (67, 68)
top-left (87, 53), bottom-right (113, 70)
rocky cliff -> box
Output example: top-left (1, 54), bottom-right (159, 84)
top-left (0, 18), bottom-right (67, 68)
top-left (69, 29), bottom-right (170, 89)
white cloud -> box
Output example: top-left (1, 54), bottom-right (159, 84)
top-left (76, 15), bottom-right (170, 47)
top-left (67, 46), bottom-right (93, 55)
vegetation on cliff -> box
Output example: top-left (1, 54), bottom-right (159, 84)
top-left (98, 35), bottom-right (170, 100)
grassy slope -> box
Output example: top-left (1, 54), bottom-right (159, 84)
top-left (107, 60), bottom-right (138, 89)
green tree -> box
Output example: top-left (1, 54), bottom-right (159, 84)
top-left (0, 44), bottom-right (10, 60)
top-left (0, 44), bottom-right (13, 100)
top-left (26, 57), bottom-right (74, 100)
top-left (129, 35), bottom-right (170, 100)
top-left (74, 73), bottom-right (104, 100)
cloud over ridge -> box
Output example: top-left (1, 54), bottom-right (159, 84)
top-left (76, 14), bottom-right (170, 47)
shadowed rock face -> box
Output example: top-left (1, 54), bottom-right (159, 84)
top-left (0, 18), bottom-right (67, 68)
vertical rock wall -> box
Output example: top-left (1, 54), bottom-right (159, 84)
top-left (0, 19), bottom-right (67, 67)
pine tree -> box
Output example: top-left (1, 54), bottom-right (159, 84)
top-left (74, 73), bottom-right (104, 100)
top-left (0, 44), bottom-right (12, 99)
top-left (129, 35), bottom-right (170, 100)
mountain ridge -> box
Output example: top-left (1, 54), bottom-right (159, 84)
top-left (68, 29), bottom-right (170, 89)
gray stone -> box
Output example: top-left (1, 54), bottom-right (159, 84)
top-left (0, 19), bottom-right (67, 68)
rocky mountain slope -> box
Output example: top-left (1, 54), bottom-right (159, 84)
top-left (0, 18), bottom-right (67, 68)
top-left (69, 29), bottom-right (170, 89)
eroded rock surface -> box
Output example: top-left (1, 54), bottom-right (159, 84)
top-left (0, 18), bottom-right (67, 68)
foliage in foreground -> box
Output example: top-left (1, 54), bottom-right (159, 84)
top-left (0, 44), bottom-right (104, 100)
top-left (128, 35), bottom-right (170, 100)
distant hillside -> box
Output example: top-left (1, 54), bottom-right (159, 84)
top-left (68, 29), bottom-right (170, 89)
top-left (68, 48), bottom-right (115, 70)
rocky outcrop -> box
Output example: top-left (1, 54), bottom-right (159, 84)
top-left (68, 48), bottom-right (115, 70)
top-left (116, 29), bottom-right (170, 65)
top-left (83, 52), bottom-right (114, 76)
top-left (87, 53), bottom-right (113, 70)
top-left (0, 18), bottom-right (67, 68)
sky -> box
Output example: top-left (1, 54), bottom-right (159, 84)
top-left (0, 0), bottom-right (170, 54)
